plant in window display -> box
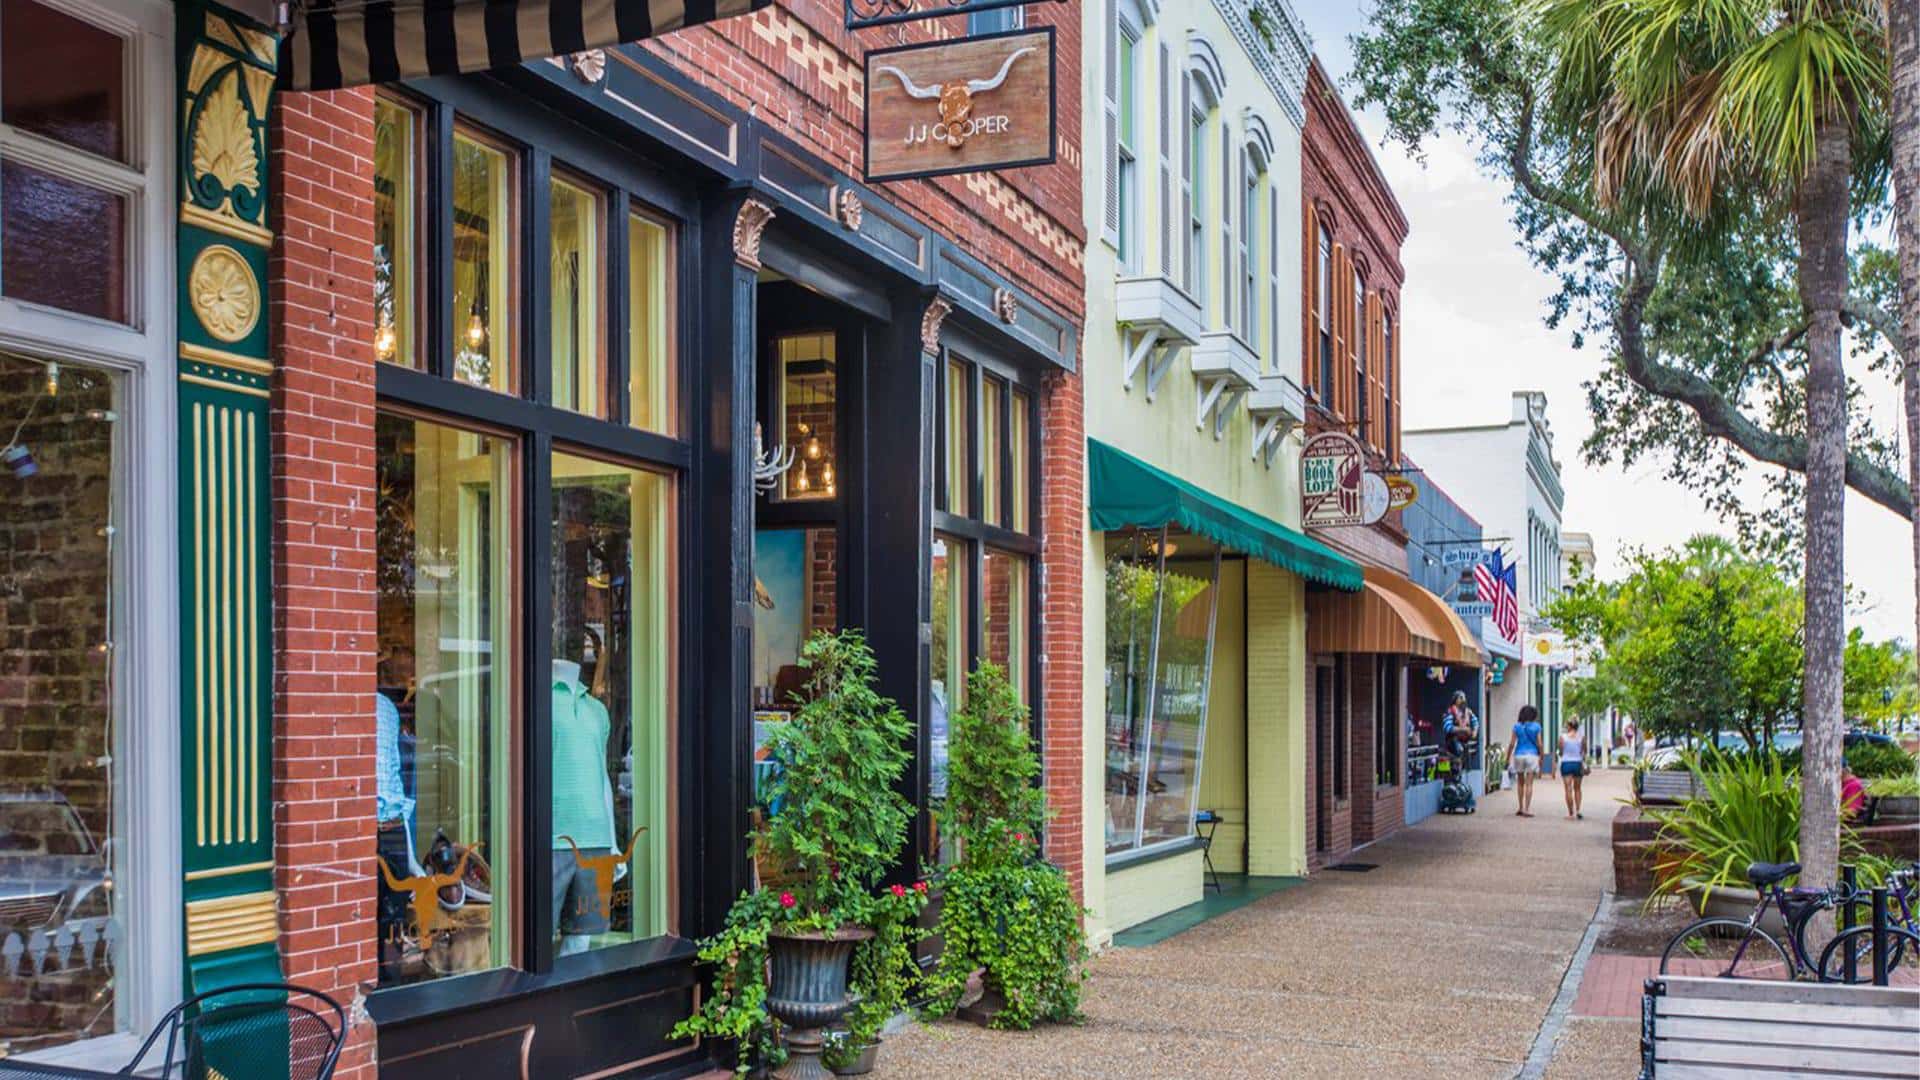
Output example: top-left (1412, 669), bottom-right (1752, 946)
top-left (926, 664), bottom-right (1087, 1031)
top-left (677, 630), bottom-right (915, 1079)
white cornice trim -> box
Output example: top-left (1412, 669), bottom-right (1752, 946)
top-left (1211, 0), bottom-right (1311, 129)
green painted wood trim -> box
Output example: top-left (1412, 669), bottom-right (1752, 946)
top-left (177, 0), bottom-right (278, 983)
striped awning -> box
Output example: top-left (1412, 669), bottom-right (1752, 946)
top-left (279, 0), bottom-right (763, 92)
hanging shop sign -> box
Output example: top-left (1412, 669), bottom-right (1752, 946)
top-left (1301, 430), bottom-right (1366, 529)
top-left (1524, 630), bottom-right (1578, 668)
top-left (846, 0), bottom-right (1036, 29)
top-left (1451, 602), bottom-right (1494, 618)
top-left (1443, 547), bottom-right (1495, 568)
top-left (1384, 474), bottom-right (1418, 511)
top-left (864, 28), bottom-right (1057, 183)
top-left (1361, 473), bottom-right (1390, 525)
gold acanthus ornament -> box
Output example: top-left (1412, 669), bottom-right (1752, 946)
top-left (192, 70), bottom-right (261, 198)
top-left (189, 245), bottom-right (261, 343)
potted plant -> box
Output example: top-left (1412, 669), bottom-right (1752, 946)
top-left (925, 664), bottom-right (1087, 1030)
top-left (825, 880), bottom-right (926, 1076)
top-left (675, 630), bottom-right (915, 1079)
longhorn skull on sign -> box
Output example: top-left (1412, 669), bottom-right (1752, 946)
top-left (873, 46), bottom-right (1037, 148)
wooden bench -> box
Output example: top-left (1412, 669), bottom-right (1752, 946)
top-left (1638, 769), bottom-right (1703, 804)
top-left (1641, 975), bottom-right (1920, 1078)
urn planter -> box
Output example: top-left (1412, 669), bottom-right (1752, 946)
top-left (767, 928), bottom-right (872, 1080)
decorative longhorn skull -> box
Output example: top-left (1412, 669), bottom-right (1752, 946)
top-left (874, 46), bottom-right (1037, 148)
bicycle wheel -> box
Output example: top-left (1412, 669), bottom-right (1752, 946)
top-left (1660, 918), bottom-right (1795, 980)
top-left (1817, 926), bottom-right (1920, 984)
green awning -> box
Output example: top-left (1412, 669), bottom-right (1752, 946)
top-left (1089, 438), bottom-right (1363, 592)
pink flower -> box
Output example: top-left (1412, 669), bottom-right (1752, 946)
top-left (890, 884), bottom-right (907, 898)
top-left (913, 881), bottom-right (928, 894)
top-left (779, 892), bottom-right (796, 909)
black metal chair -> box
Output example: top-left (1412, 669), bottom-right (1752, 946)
top-left (119, 983), bottom-right (346, 1080)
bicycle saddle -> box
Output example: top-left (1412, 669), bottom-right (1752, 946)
top-left (1746, 861), bottom-right (1801, 886)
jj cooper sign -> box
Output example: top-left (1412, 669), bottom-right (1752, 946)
top-left (1301, 431), bottom-right (1366, 530)
top-left (864, 28), bottom-right (1056, 183)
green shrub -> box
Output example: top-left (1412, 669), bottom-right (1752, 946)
top-left (1867, 774), bottom-right (1920, 798)
top-left (1846, 741), bottom-right (1918, 780)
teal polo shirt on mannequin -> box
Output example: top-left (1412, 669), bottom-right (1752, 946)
top-left (552, 675), bottom-right (616, 851)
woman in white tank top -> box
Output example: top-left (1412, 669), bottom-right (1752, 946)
top-left (1558, 719), bottom-right (1586, 819)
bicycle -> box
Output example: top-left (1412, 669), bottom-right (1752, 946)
top-left (1658, 861), bottom-right (1869, 981)
top-left (1815, 861), bottom-right (1920, 984)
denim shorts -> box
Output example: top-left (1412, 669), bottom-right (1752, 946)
top-left (1559, 761), bottom-right (1583, 777)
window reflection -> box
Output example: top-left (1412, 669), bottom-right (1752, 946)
top-left (983, 549), bottom-right (1028, 703)
top-left (373, 97), bottom-right (418, 368)
top-left (550, 453), bottom-right (674, 950)
top-left (943, 361), bottom-right (968, 515)
top-left (451, 131), bottom-right (514, 393)
top-left (629, 213), bottom-right (672, 434)
top-left (1103, 530), bottom-right (1220, 855)
top-left (550, 178), bottom-right (603, 417)
top-left (374, 412), bottom-right (516, 986)
top-left (929, 535), bottom-right (968, 863)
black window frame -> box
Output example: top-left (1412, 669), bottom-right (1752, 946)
top-left (369, 82), bottom-right (701, 995)
top-left (1374, 656), bottom-right (1400, 788)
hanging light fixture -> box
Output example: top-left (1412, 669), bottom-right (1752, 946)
top-left (465, 308), bottom-right (487, 349)
top-left (822, 462), bottom-right (835, 497)
top-left (794, 465), bottom-right (810, 493)
top-left (44, 362), bottom-right (59, 397)
top-left (375, 318), bottom-right (397, 361)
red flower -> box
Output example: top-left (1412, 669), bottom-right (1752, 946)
top-left (913, 881), bottom-right (928, 893)
top-left (890, 884), bottom-right (907, 898)
top-left (1013, 832), bottom-right (1027, 843)
top-left (779, 892), bottom-right (796, 909)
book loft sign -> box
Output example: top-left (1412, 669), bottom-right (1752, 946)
top-left (1301, 431), bottom-right (1414, 530)
top-left (863, 25), bottom-right (1057, 183)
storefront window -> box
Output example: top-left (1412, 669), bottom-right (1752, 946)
top-left (929, 535), bottom-right (969, 816)
top-left (751, 527), bottom-right (837, 814)
top-left (374, 97), bottom-right (419, 368)
top-left (2, 1), bottom-right (125, 162)
top-left (980, 377), bottom-right (1004, 527)
top-left (549, 177), bottom-right (604, 417)
top-left (550, 453), bottom-right (673, 949)
top-left (374, 411), bottom-right (517, 987)
top-left (983, 549), bottom-right (1028, 703)
top-left (451, 130), bottom-right (515, 394)
top-left (1104, 531), bottom-right (1221, 856)
top-left (0, 354), bottom-right (122, 1051)
top-left (1, 159), bottom-right (125, 325)
top-left (942, 360), bottom-right (968, 516)
top-left (1374, 657), bottom-right (1400, 787)
top-left (629, 213), bottom-right (673, 434)
top-left (775, 332), bottom-right (836, 501)
top-left (1008, 389), bottom-right (1030, 532)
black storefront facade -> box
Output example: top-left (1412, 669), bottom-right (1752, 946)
top-left (284, 48), bottom-right (1078, 1080)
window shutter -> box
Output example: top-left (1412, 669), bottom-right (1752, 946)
top-left (1101, 0), bottom-right (1120, 246)
top-left (1330, 245), bottom-right (1346, 413)
top-left (1179, 76), bottom-right (1193, 295)
top-left (1269, 185), bottom-right (1280, 373)
top-left (1159, 41), bottom-right (1173, 281)
top-left (1303, 201), bottom-right (1316, 393)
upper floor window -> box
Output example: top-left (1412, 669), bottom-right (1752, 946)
top-left (1315, 226), bottom-right (1332, 398)
top-left (1113, 23), bottom-right (1139, 270)
top-left (1352, 269), bottom-right (1366, 436)
top-left (1382, 310), bottom-right (1395, 457)
top-left (1187, 97), bottom-right (1207, 307)
top-left (1239, 159), bottom-right (1257, 339)
top-left (968, 4), bottom-right (1023, 33)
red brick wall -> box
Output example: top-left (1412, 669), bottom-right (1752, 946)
top-left (1039, 369), bottom-right (1084, 899)
top-left (1304, 655), bottom-right (1352, 872)
top-left (642, 0), bottom-right (1086, 325)
top-left (269, 86), bottom-right (380, 1080)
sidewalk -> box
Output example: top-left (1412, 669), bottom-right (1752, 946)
top-left (882, 769), bottom-right (1633, 1078)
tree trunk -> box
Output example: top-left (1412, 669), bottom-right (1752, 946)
top-left (1798, 108), bottom-right (1854, 908)
top-left (1891, 0), bottom-right (1920, 710)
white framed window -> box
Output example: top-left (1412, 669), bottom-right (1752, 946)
top-left (1187, 96), bottom-right (1206, 309)
top-left (0, 0), bottom-right (180, 1068)
top-left (1238, 157), bottom-right (1256, 338)
top-left (1113, 21), bottom-right (1139, 270)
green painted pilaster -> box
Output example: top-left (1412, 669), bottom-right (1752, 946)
top-left (176, 0), bottom-right (280, 993)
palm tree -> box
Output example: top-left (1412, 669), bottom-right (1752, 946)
top-left (1528, 0), bottom-right (1888, 900)
top-left (1892, 2), bottom-right (1919, 721)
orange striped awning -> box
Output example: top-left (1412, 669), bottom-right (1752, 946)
top-left (1362, 567), bottom-right (1483, 668)
top-left (1307, 574), bottom-right (1447, 660)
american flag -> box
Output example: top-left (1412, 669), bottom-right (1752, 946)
top-left (1474, 549), bottom-right (1521, 643)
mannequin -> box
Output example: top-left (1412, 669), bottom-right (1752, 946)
top-left (552, 658), bottom-right (617, 955)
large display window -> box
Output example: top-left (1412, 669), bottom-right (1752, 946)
top-left (1103, 528), bottom-right (1221, 857)
top-left (371, 89), bottom-right (686, 987)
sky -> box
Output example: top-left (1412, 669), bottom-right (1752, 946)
top-left (1295, 0), bottom-right (1915, 644)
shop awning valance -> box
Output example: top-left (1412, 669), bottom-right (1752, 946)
top-left (1363, 567), bottom-right (1483, 668)
top-left (1306, 575), bottom-right (1447, 660)
top-left (279, 0), bottom-right (763, 92)
top-left (1088, 438), bottom-right (1362, 592)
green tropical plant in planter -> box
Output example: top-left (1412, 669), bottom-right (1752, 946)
top-left (925, 663), bottom-right (1087, 1030)
top-left (674, 630), bottom-right (915, 1079)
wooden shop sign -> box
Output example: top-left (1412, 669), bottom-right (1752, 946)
top-left (864, 27), bottom-right (1056, 183)
top-left (1301, 430), bottom-right (1366, 530)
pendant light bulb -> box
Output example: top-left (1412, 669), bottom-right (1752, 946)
top-left (466, 309), bottom-right (487, 349)
top-left (375, 319), bottom-right (397, 361)
top-left (804, 434), bottom-right (823, 461)
top-left (44, 362), bottom-right (59, 397)
top-left (822, 462), bottom-right (834, 486)
top-left (794, 467), bottom-right (810, 493)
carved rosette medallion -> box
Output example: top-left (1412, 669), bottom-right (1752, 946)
top-left (832, 186), bottom-right (864, 232)
top-left (189, 244), bottom-right (261, 343)
top-left (568, 49), bottom-right (607, 84)
top-left (732, 198), bottom-right (776, 271)
top-left (920, 297), bottom-right (952, 355)
top-left (992, 287), bottom-right (1019, 325)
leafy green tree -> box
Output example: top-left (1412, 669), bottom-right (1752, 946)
top-left (1843, 628), bottom-right (1918, 730)
top-left (1546, 536), bottom-right (1803, 749)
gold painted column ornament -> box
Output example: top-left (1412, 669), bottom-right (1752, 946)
top-left (732, 198), bottom-right (776, 271)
